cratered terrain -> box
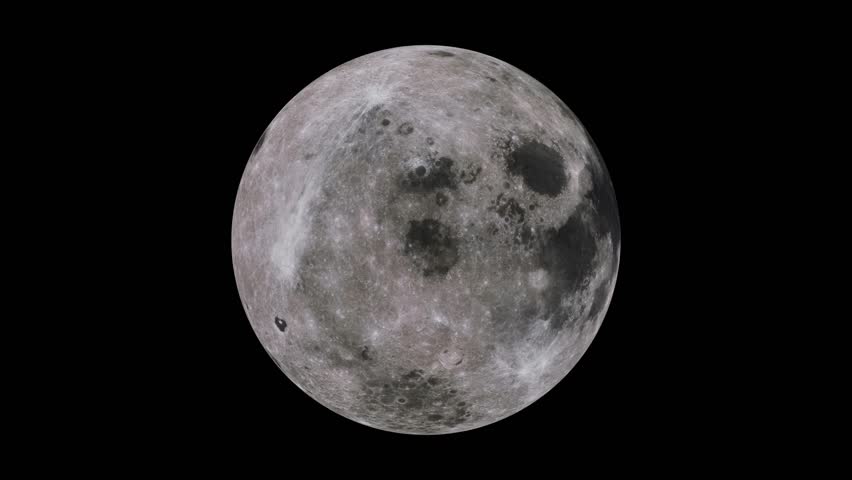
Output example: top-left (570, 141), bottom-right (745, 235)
top-left (231, 45), bottom-right (620, 434)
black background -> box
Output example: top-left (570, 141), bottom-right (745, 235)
top-left (124, 20), bottom-right (756, 463)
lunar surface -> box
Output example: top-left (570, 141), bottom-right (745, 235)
top-left (231, 46), bottom-right (620, 434)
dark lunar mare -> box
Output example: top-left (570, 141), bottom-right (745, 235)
top-left (537, 206), bottom-right (600, 332)
top-left (404, 219), bottom-right (460, 277)
top-left (506, 139), bottom-right (568, 197)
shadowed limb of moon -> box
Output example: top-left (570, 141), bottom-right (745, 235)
top-left (231, 45), bottom-right (620, 434)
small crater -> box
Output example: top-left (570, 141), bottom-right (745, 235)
top-left (459, 165), bottom-right (482, 184)
top-left (506, 139), bottom-right (568, 197)
top-left (274, 316), bottom-right (287, 332)
top-left (428, 50), bottom-right (455, 57)
top-left (435, 192), bottom-right (448, 206)
top-left (487, 76), bottom-right (497, 82)
top-left (360, 346), bottom-right (372, 361)
top-left (401, 156), bottom-right (457, 193)
top-left (439, 349), bottom-right (464, 368)
top-left (381, 119), bottom-right (390, 126)
top-left (494, 195), bottom-right (525, 224)
top-left (397, 122), bottom-right (414, 136)
top-left (396, 397), bottom-right (407, 404)
top-left (426, 137), bottom-right (434, 146)
top-left (402, 369), bottom-right (424, 382)
top-left (427, 414), bottom-right (444, 421)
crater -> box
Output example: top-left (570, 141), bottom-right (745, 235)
top-left (493, 194), bottom-right (525, 224)
top-left (274, 316), bottom-right (287, 332)
top-left (459, 165), bottom-right (482, 185)
top-left (401, 156), bottom-right (457, 193)
top-left (397, 122), bottom-right (414, 136)
top-left (435, 192), bottom-right (448, 206)
top-left (438, 349), bottom-right (464, 368)
top-left (506, 139), bottom-right (567, 197)
top-left (428, 50), bottom-right (455, 57)
top-left (359, 370), bottom-right (475, 432)
top-left (404, 219), bottom-right (460, 277)
top-left (537, 208), bottom-right (599, 330)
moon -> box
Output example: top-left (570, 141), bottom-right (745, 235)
top-left (231, 45), bottom-right (620, 434)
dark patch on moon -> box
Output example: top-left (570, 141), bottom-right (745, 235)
top-left (274, 316), bottom-right (287, 332)
top-left (515, 225), bottom-right (535, 248)
top-left (459, 165), bottom-right (482, 184)
top-left (404, 219), bottom-right (460, 277)
top-left (397, 122), bottom-right (414, 135)
top-left (537, 209), bottom-right (599, 331)
top-left (361, 346), bottom-right (372, 361)
top-left (428, 50), bottom-right (455, 57)
top-left (381, 118), bottom-right (390, 126)
top-left (506, 139), bottom-right (568, 197)
top-left (493, 194), bottom-right (526, 224)
top-left (435, 192), bottom-right (448, 206)
top-left (252, 129), bottom-right (266, 155)
top-left (425, 137), bottom-right (434, 145)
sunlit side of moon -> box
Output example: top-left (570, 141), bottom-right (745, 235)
top-left (232, 46), bottom-right (620, 434)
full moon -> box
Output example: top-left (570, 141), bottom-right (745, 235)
top-left (231, 46), bottom-right (620, 434)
